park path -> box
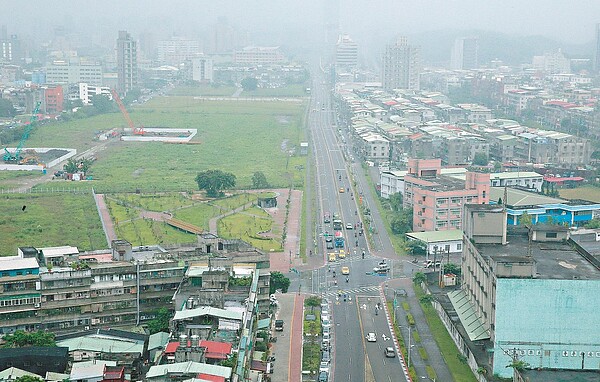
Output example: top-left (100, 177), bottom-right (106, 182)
top-left (207, 200), bottom-right (256, 234)
top-left (93, 193), bottom-right (116, 246)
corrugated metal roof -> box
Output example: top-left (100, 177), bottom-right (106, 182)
top-left (0, 257), bottom-right (38, 271)
top-left (173, 306), bottom-right (243, 321)
top-left (448, 289), bottom-right (490, 341)
top-left (146, 361), bottom-right (231, 379)
top-left (406, 230), bottom-right (464, 243)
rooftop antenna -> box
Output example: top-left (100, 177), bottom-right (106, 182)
top-left (503, 186), bottom-right (508, 212)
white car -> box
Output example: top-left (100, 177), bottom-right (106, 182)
top-left (346, 223), bottom-right (353, 229)
top-left (319, 361), bottom-right (330, 373)
top-left (366, 332), bottom-right (377, 342)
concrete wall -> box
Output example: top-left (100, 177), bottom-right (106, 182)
top-left (493, 278), bottom-right (600, 377)
top-left (121, 128), bottom-right (197, 143)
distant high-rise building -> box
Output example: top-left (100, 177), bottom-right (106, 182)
top-left (450, 37), bottom-right (478, 70)
top-left (116, 30), bottom-right (138, 94)
top-left (192, 56), bottom-right (213, 83)
top-left (532, 49), bottom-right (571, 74)
top-left (595, 23), bottom-right (600, 73)
top-left (0, 34), bottom-right (22, 64)
top-left (382, 36), bottom-right (420, 91)
top-left (335, 34), bottom-right (358, 69)
top-left (157, 37), bottom-right (201, 65)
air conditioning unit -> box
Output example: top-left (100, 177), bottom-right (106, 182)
top-left (34, 303), bottom-right (41, 308)
top-left (85, 326), bottom-right (90, 330)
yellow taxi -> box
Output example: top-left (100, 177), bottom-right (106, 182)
top-left (339, 187), bottom-right (345, 193)
top-left (338, 250), bottom-right (346, 259)
top-left (341, 266), bottom-right (350, 275)
top-left (328, 253), bottom-right (337, 262)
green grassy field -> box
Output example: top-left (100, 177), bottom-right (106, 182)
top-left (0, 171), bottom-right (40, 182)
top-left (169, 85), bottom-right (238, 97)
top-left (559, 186), bottom-right (600, 203)
top-left (0, 193), bottom-right (106, 256)
top-left (218, 206), bottom-right (282, 251)
top-left (244, 84), bottom-right (309, 97)
top-left (27, 97), bottom-right (307, 192)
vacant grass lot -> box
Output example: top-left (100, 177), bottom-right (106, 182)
top-left (0, 171), bottom-right (39, 182)
top-left (559, 186), bottom-right (600, 203)
top-left (244, 84), bottom-right (309, 97)
top-left (0, 193), bottom-right (106, 256)
top-left (29, 97), bottom-right (306, 192)
top-left (170, 85), bottom-right (238, 97)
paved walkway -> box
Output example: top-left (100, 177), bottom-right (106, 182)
top-left (93, 193), bottom-right (116, 246)
top-left (270, 293), bottom-right (304, 382)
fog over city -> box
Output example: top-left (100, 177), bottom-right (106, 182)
top-left (3, 0), bottom-right (600, 57)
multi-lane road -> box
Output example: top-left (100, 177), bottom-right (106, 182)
top-left (299, 65), bottom-right (409, 382)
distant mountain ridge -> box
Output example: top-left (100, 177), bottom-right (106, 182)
top-left (408, 29), bottom-right (594, 66)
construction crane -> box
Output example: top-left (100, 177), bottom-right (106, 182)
top-left (3, 101), bottom-right (42, 163)
top-left (110, 89), bottom-right (144, 135)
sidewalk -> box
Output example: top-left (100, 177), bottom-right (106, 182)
top-left (270, 293), bottom-right (304, 382)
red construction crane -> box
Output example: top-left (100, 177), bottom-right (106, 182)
top-left (110, 89), bottom-right (144, 135)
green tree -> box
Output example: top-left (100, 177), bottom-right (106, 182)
top-left (147, 307), bottom-right (172, 334)
top-left (195, 170), bottom-right (236, 197)
top-left (241, 77), bottom-right (258, 91)
top-left (63, 157), bottom-right (94, 174)
top-left (519, 212), bottom-right (533, 226)
top-left (251, 171), bottom-right (269, 189)
top-left (472, 153), bottom-right (489, 166)
top-left (2, 330), bottom-right (55, 348)
top-left (388, 192), bottom-right (403, 212)
top-left (585, 219), bottom-right (600, 229)
top-left (405, 240), bottom-right (427, 256)
top-left (0, 99), bottom-right (16, 117)
top-left (506, 359), bottom-right (529, 372)
top-left (304, 296), bottom-right (321, 311)
top-left (123, 88), bottom-right (142, 105)
top-left (493, 161), bottom-right (502, 172)
top-left (14, 376), bottom-right (44, 382)
top-left (390, 209), bottom-right (413, 235)
top-left (412, 272), bottom-right (427, 285)
top-left (270, 271), bottom-right (290, 294)
top-left (90, 94), bottom-right (115, 114)
top-left (442, 263), bottom-right (461, 275)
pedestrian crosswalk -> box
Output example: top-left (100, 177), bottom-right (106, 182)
top-left (322, 285), bottom-right (380, 298)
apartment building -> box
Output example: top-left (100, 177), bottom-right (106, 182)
top-left (0, 237), bottom-right (269, 335)
top-left (382, 36), bottom-right (420, 91)
top-left (233, 46), bottom-right (285, 65)
top-left (45, 60), bottom-right (103, 86)
top-left (116, 31), bottom-right (138, 94)
top-left (455, 204), bottom-right (600, 377)
top-left (157, 38), bottom-right (201, 65)
top-left (403, 159), bottom-right (489, 232)
top-left (78, 83), bottom-right (112, 105)
top-left (335, 34), bottom-right (358, 69)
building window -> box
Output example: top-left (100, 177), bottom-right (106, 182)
top-left (545, 232), bottom-right (558, 238)
top-left (457, 243), bottom-right (462, 251)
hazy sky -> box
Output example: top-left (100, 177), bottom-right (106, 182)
top-left (2, 0), bottom-right (599, 45)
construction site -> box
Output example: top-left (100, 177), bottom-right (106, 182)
top-left (1, 90), bottom-right (198, 174)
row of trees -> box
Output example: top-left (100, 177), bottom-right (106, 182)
top-left (194, 170), bottom-right (270, 196)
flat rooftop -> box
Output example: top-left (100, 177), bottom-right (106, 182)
top-left (477, 232), bottom-right (600, 280)
top-left (521, 369), bottom-right (600, 382)
top-left (489, 187), bottom-right (564, 207)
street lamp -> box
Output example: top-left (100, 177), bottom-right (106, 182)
top-left (398, 324), bottom-right (413, 368)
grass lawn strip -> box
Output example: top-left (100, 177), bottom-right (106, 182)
top-left (414, 284), bottom-right (478, 382)
top-left (387, 301), bottom-right (418, 381)
top-left (360, 164), bottom-right (406, 255)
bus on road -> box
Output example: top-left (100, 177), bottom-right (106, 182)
top-left (334, 231), bottom-right (345, 248)
top-left (333, 219), bottom-right (343, 231)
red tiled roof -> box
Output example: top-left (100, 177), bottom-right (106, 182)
top-left (199, 340), bottom-right (232, 359)
top-left (165, 341), bottom-right (180, 353)
top-left (383, 100), bottom-right (397, 106)
top-left (545, 100), bottom-right (577, 109)
top-left (197, 374), bottom-right (225, 382)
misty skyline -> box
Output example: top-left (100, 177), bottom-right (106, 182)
top-left (2, 1), bottom-right (600, 45)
